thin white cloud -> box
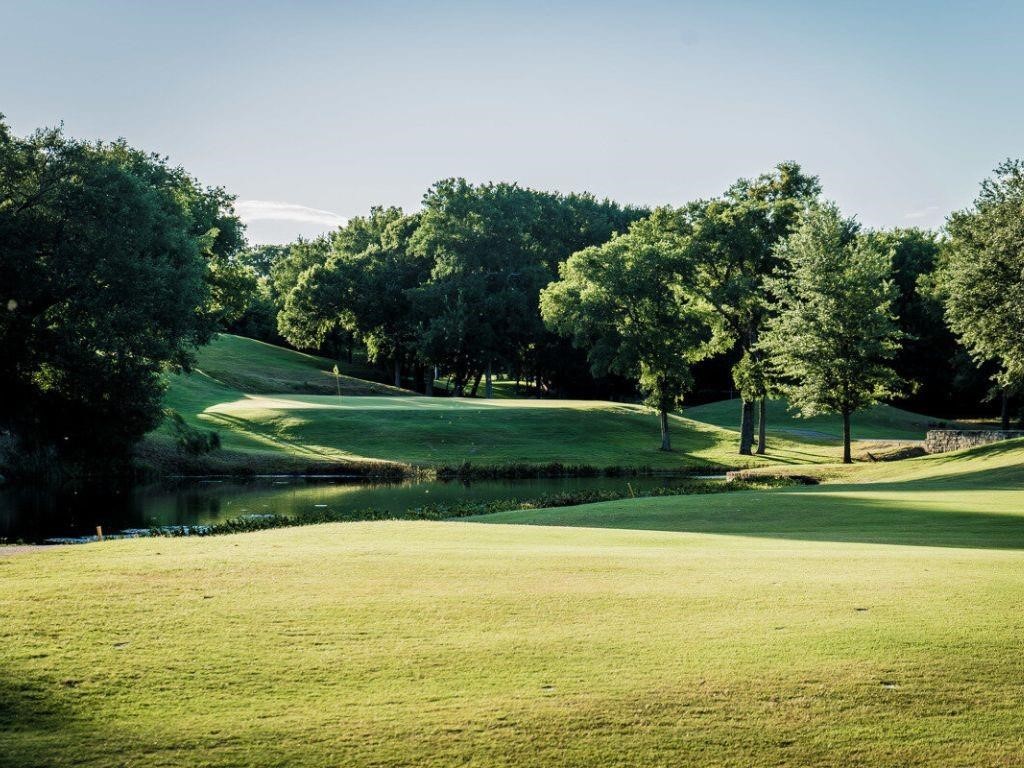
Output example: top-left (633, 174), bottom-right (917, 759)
top-left (903, 205), bottom-right (940, 221)
top-left (235, 200), bottom-right (346, 227)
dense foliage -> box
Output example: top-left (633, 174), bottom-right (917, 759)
top-left (6, 112), bottom-right (1023, 465)
top-left (247, 165), bottom-right (1024, 452)
top-left (0, 119), bottom-right (244, 474)
top-left (673, 163), bottom-right (822, 454)
top-left (937, 160), bottom-right (1024, 427)
top-left (274, 180), bottom-right (646, 395)
top-left (540, 214), bottom-right (718, 450)
top-left (759, 205), bottom-right (903, 463)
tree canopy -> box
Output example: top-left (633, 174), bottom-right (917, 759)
top-left (937, 160), bottom-right (1024, 416)
top-left (673, 162), bottom-right (821, 454)
top-left (0, 119), bottom-right (243, 472)
top-left (8, 110), bottom-right (1020, 476)
top-left (759, 204), bottom-right (903, 463)
top-left (278, 207), bottom-right (429, 386)
top-left (541, 213), bottom-right (717, 450)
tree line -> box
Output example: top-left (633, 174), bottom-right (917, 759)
top-left (3, 118), bottom-right (1023, 472)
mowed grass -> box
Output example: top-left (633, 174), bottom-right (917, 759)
top-left (4, 442), bottom-right (1024, 766)
top-left (158, 336), bottom-right (952, 471)
top-left (192, 334), bottom-right (404, 396)
top-left (192, 392), bottom-right (839, 469)
top-left (479, 438), bottom-right (1024, 548)
top-left (161, 336), bottom-right (841, 470)
top-left (685, 397), bottom-right (959, 441)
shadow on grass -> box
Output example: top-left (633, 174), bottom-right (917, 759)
top-left (204, 402), bottom-right (735, 470)
top-left (479, 476), bottom-right (1024, 551)
top-left (0, 667), bottom-right (81, 768)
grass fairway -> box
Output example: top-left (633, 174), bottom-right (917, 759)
top-left (4, 443), bottom-right (1024, 766)
top-left (685, 397), bottom-right (957, 441)
top-left (188, 392), bottom-right (837, 470)
top-left (160, 335), bottom-right (841, 470)
top-left (479, 439), bottom-right (1024, 547)
top-left (156, 335), bottom-right (957, 472)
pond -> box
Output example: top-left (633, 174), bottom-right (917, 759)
top-left (0, 474), bottom-right (713, 544)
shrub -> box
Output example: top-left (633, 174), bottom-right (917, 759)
top-left (165, 410), bottom-right (221, 457)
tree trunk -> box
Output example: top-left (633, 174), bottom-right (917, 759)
top-left (842, 409), bottom-right (852, 464)
top-left (413, 365), bottom-right (425, 394)
top-left (738, 399), bottom-right (755, 455)
top-left (659, 409), bottom-right (672, 451)
top-left (469, 370), bottom-right (483, 397)
top-left (393, 358), bottom-right (401, 389)
top-left (1001, 388), bottom-right (1010, 430)
top-left (755, 396), bottom-right (767, 455)
top-left (485, 360), bottom-right (493, 399)
top-left (425, 367), bottom-right (433, 397)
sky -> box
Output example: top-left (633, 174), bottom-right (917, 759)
top-left (2, 0), bottom-right (1022, 244)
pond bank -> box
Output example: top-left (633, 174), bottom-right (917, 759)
top-left (2, 473), bottom-right (793, 545)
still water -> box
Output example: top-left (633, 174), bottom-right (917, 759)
top-left (0, 475), bottom-right (698, 543)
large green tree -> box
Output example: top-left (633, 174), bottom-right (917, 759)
top-left (541, 214), bottom-right (716, 450)
top-left (759, 205), bottom-right (903, 463)
top-left (411, 179), bottom-right (549, 396)
top-left (278, 208), bottom-right (429, 387)
top-left (0, 119), bottom-right (242, 472)
top-left (518, 191), bottom-right (648, 395)
top-left (679, 163), bottom-right (821, 455)
top-left (410, 179), bottom-right (646, 397)
top-left (936, 160), bottom-right (1024, 429)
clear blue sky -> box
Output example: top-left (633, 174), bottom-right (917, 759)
top-left (3, 0), bottom-right (1021, 243)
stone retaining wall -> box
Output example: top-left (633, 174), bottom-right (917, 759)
top-left (924, 429), bottom-right (1024, 454)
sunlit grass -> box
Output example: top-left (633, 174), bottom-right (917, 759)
top-left (156, 337), bottom-right (953, 472)
top-left (4, 442), bottom-right (1024, 766)
top-left (161, 368), bottom-right (841, 470)
top-left (193, 392), bottom-right (842, 469)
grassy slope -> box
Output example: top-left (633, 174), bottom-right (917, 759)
top-left (4, 442), bottom-right (1024, 766)
top-left (192, 393), bottom-right (841, 470)
top-left (155, 337), bottom-right (966, 472)
top-left (685, 397), bottom-right (959, 441)
top-left (151, 370), bottom-right (404, 474)
top-left (192, 334), bottom-right (404, 396)
top-left (158, 336), bottom-right (847, 471)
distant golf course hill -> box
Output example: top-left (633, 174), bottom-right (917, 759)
top-left (153, 335), bottom-right (961, 475)
top-left (192, 334), bottom-right (407, 396)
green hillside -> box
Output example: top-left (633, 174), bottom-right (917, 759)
top-left (5, 441), bottom-right (1024, 766)
top-left (192, 334), bottom-right (404, 396)
top-left (155, 337), bottom-right (963, 474)
top-left (155, 336), bottom-right (855, 472)
top-left (685, 397), bottom-right (958, 441)
top-left (166, 387), bottom-right (839, 470)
